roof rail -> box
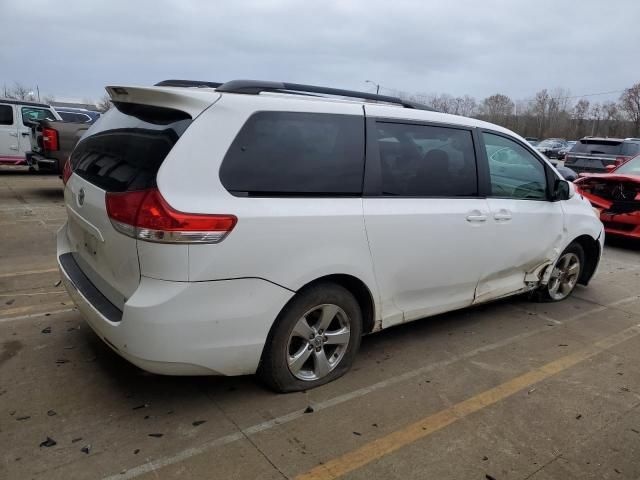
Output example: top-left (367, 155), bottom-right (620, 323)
top-left (155, 79), bottom-right (222, 88)
top-left (215, 80), bottom-right (435, 111)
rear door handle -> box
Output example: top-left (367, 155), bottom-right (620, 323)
top-left (466, 213), bottom-right (487, 222)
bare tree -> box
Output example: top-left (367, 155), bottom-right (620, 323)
top-left (480, 94), bottom-right (514, 125)
top-left (10, 82), bottom-right (35, 101)
top-left (97, 94), bottom-right (112, 113)
top-left (572, 99), bottom-right (590, 138)
top-left (620, 82), bottom-right (640, 136)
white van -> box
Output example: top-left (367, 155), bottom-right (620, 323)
top-left (0, 99), bottom-right (61, 165)
top-left (57, 80), bottom-right (604, 392)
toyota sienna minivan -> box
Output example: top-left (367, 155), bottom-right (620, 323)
top-left (57, 80), bottom-right (604, 392)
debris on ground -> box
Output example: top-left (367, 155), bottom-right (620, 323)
top-left (16, 416), bottom-right (30, 421)
top-left (486, 475), bottom-right (497, 480)
top-left (72, 437), bottom-right (83, 443)
top-left (41, 326), bottom-right (52, 334)
top-left (620, 387), bottom-right (630, 392)
top-left (63, 345), bottom-right (75, 350)
top-left (55, 358), bottom-right (69, 364)
top-left (81, 445), bottom-right (91, 454)
top-left (482, 456), bottom-right (489, 461)
top-left (353, 431), bottom-right (362, 436)
top-left (47, 410), bottom-right (56, 416)
top-left (148, 433), bottom-right (163, 438)
top-left (528, 388), bottom-right (536, 395)
top-left (304, 406), bottom-right (314, 414)
top-left (192, 420), bottom-right (206, 426)
top-left (372, 423), bottom-right (378, 427)
top-left (134, 449), bottom-right (140, 454)
top-left (558, 344), bottom-right (568, 347)
top-left (39, 437), bottom-right (57, 447)
top-left (576, 414), bottom-right (582, 420)
top-left (54, 280), bottom-right (62, 287)
top-left (132, 403), bottom-right (150, 410)
top-left (5, 298), bottom-right (15, 305)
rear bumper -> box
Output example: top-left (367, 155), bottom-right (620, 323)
top-left (57, 224), bottom-right (294, 376)
top-left (30, 152), bottom-right (61, 172)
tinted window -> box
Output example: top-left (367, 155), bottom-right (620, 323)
top-left (21, 107), bottom-right (56, 124)
top-left (71, 103), bottom-right (192, 192)
top-left (58, 111), bottom-right (88, 123)
top-left (622, 143), bottom-right (640, 156)
top-left (484, 132), bottom-right (547, 200)
top-left (376, 122), bottom-right (477, 197)
top-left (220, 112), bottom-right (364, 196)
top-left (572, 139), bottom-right (624, 155)
top-left (0, 105), bottom-right (13, 125)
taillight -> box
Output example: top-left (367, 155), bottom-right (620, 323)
top-left (62, 158), bottom-right (72, 185)
top-left (105, 188), bottom-right (236, 244)
top-left (42, 127), bottom-right (59, 151)
top-left (614, 156), bottom-right (629, 166)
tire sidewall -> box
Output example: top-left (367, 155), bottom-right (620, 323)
top-left (546, 242), bottom-right (585, 301)
top-left (260, 283), bottom-right (363, 392)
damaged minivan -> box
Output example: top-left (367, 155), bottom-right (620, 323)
top-left (57, 80), bottom-right (605, 392)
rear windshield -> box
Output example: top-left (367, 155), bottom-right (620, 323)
top-left (571, 139), bottom-right (631, 155)
top-left (70, 103), bottom-right (192, 192)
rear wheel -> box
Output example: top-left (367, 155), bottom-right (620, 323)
top-left (258, 283), bottom-right (362, 392)
top-left (536, 243), bottom-right (584, 302)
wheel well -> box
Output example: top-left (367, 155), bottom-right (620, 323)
top-left (570, 234), bottom-right (600, 286)
top-left (298, 274), bottom-right (376, 334)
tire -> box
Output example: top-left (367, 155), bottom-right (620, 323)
top-left (534, 242), bottom-right (584, 302)
top-left (258, 283), bottom-right (363, 393)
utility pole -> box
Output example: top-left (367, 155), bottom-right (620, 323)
top-left (365, 80), bottom-right (380, 95)
top-left (36, 85), bottom-right (40, 102)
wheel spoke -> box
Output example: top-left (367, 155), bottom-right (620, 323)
top-left (317, 304), bottom-right (340, 331)
top-left (324, 328), bottom-right (350, 345)
top-left (548, 278), bottom-right (560, 295)
top-left (313, 348), bottom-right (331, 378)
top-left (567, 262), bottom-right (580, 277)
top-left (292, 317), bottom-right (314, 339)
top-left (288, 345), bottom-right (312, 374)
top-left (561, 254), bottom-right (571, 269)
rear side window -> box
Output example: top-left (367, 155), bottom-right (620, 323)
top-left (220, 112), bottom-right (364, 196)
top-left (572, 140), bottom-right (624, 155)
top-left (622, 143), bottom-right (640, 156)
top-left (71, 103), bottom-right (192, 192)
top-left (0, 105), bottom-right (14, 125)
top-left (376, 122), bottom-right (477, 197)
top-left (58, 111), bottom-right (89, 123)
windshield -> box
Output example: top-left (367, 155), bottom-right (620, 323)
top-left (614, 156), bottom-right (640, 175)
top-left (538, 140), bottom-right (561, 147)
top-left (572, 139), bottom-right (624, 155)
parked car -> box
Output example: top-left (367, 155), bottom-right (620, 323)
top-left (557, 140), bottom-right (577, 160)
top-left (535, 139), bottom-right (568, 159)
top-left (57, 79), bottom-right (604, 392)
top-left (54, 107), bottom-right (101, 124)
top-left (525, 137), bottom-right (539, 146)
top-left (28, 119), bottom-right (91, 173)
top-left (574, 154), bottom-right (640, 239)
top-left (550, 161), bottom-right (578, 181)
top-left (0, 99), bottom-right (61, 166)
top-left (564, 137), bottom-right (640, 174)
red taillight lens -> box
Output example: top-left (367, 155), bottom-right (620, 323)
top-left (42, 127), bottom-right (59, 151)
top-left (614, 156), bottom-right (629, 166)
top-left (105, 188), bottom-right (236, 244)
top-left (62, 158), bottom-right (73, 185)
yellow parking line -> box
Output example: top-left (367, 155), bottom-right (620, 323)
top-left (0, 267), bottom-right (58, 278)
top-left (296, 323), bottom-right (640, 480)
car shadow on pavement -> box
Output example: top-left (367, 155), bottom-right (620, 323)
top-left (605, 236), bottom-right (640, 251)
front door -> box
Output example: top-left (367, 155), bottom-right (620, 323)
top-left (474, 131), bottom-right (565, 302)
top-left (362, 116), bottom-right (492, 327)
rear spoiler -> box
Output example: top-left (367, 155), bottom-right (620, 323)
top-left (105, 85), bottom-right (220, 118)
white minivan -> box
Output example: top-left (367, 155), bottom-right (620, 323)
top-left (57, 80), bottom-right (604, 392)
top-left (0, 99), bottom-right (61, 165)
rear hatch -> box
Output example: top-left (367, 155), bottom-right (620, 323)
top-left (63, 87), bottom-right (217, 309)
top-left (565, 139), bottom-right (640, 173)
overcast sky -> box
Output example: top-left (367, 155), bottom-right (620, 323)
top-left (2, 0), bottom-right (639, 104)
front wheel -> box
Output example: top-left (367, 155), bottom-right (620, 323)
top-left (258, 283), bottom-right (362, 392)
top-left (536, 243), bottom-right (584, 302)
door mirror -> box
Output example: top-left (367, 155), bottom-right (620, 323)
top-left (552, 179), bottom-right (570, 201)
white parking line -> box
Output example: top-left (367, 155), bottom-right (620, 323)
top-left (103, 297), bottom-right (640, 480)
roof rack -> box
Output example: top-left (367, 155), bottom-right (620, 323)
top-left (215, 80), bottom-right (435, 111)
top-left (155, 79), bottom-right (222, 88)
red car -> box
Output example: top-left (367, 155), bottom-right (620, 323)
top-left (574, 154), bottom-right (640, 239)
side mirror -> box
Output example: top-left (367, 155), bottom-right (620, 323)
top-left (605, 164), bottom-right (616, 172)
top-left (552, 179), bottom-right (570, 201)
